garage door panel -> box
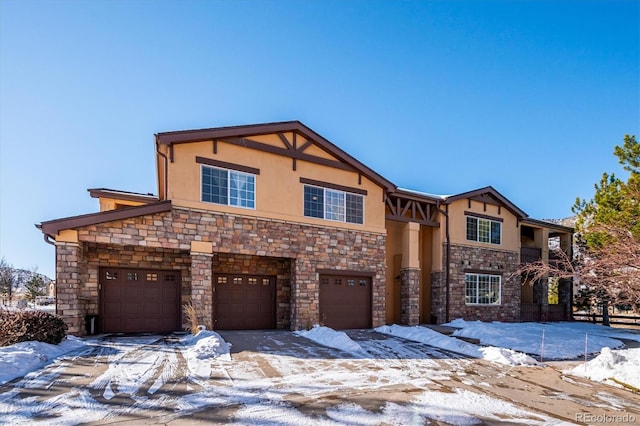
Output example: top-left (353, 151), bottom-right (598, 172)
top-left (320, 274), bottom-right (371, 330)
top-left (214, 274), bottom-right (275, 330)
top-left (100, 268), bottom-right (181, 334)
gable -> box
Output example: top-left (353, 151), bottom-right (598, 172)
top-left (154, 121), bottom-right (393, 232)
top-left (156, 121), bottom-right (395, 195)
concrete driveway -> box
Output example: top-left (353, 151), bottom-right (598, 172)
top-left (0, 330), bottom-right (638, 425)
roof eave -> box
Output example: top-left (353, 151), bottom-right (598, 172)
top-left (38, 200), bottom-right (172, 238)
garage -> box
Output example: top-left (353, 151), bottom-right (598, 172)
top-left (100, 268), bottom-right (181, 333)
top-left (319, 274), bottom-right (372, 329)
top-left (214, 274), bottom-right (276, 329)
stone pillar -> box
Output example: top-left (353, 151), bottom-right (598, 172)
top-left (558, 278), bottom-right (573, 320)
top-left (533, 278), bottom-right (549, 321)
top-left (190, 242), bottom-right (213, 330)
top-left (291, 257), bottom-right (316, 330)
top-left (400, 268), bottom-right (420, 325)
top-left (55, 241), bottom-right (84, 335)
top-left (400, 222), bottom-right (421, 325)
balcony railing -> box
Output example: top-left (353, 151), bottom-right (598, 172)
top-left (520, 247), bottom-right (542, 264)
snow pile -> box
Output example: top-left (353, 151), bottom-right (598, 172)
top-left (376, 324), bottom-right (481, 358)
top-left (179, 330), bottom-right (231, 381)
top-left (567, 347), bottom-right (640, 390)
top-left (376, 324), bottom-right (539, 366)
top-left (446, 319), bottom-right (629, 359)
top-left (294, 325), bottom-right (367, 355)
top-left (0, 336), bottom-right (86, 384)
top-left (181, 329), bottom-right (232, 360)
top-left (480, 347), bottom-right (539, 366)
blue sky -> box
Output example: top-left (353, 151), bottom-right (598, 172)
top-left (1, 0), bottom-right (638, 278)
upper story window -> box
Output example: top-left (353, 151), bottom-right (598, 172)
top-left (466, 215), bottom-right (501, 245)
top-left (303, 185), bottom-right (364, 224)
top-left (465, 273), bottom-right (501, 305)
top-left (202, 165), bottom-right (255, 209)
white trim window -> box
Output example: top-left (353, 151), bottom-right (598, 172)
top-left (465, 273), bottom-right (501, 305)
top-left (303, 185), bottom-right (364, 224)
top-left (466, 216), bottom-right (501, 245)
top-left (201, 165), bottom-right (255, 209)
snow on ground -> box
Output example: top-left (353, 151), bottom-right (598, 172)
top-left (375, 324), bottom-right (540, 366)
top-left (1, 321), bottom-right (639, 424)
top-left (0, 336), bottom-right (86, 385)
top-left (376, 324), bottom-right (480, 358)
top-left (446, 319), bottom-right (640, 359)
top-left (294, 325), bottom-right (367, 355)
top-left (567, 347), bottom-right (640, 390)
top-left (179, 329), bottom-right (232, 382)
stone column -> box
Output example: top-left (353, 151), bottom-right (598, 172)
top-left (533, 278), bottom-right (549, 321)
top-left (190, 242), bottom-right (213, 330)
top-left (400, 268), bottom-right (420, 325)
top-left (291, 257), bottom-right (316, 330)
top-left (400, 222), bottom-right (421, 325)
top-left (55, 241), bottom-right (84, 335)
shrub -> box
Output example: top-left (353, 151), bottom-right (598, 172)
top-left (183, 302), bottom-right (200, 336)
top-left (0, 309), bottom-right (68, 346)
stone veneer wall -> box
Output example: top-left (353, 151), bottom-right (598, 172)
top-left (82, 243), bottom-right (192, 332)
top-left (55, 242), bottom-right (84, 334)
top-left (400, 268), bottom-right (420, 325)
top-left (212, 253), bottom-right (292, 329)
top-left (60, 206), bottom-right (386, 333)
top-left (430, 243), bottom-right (520, 324)
top-left (430, 270), bottom-right (445, 324)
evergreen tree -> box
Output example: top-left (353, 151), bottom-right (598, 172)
top-left (517, 135), bottom-right (640, 326)
top-left (572, 135), bottom-right (640, 324)
top-left (0, 257), bottom-right (18, 305)
top-left (24, 272), bottom-right (46, 303)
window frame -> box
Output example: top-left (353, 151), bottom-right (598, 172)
top-left (303, 184), bottom-right (365, 225)
top-left (466, 215), bottom-right (502, 245)
top-left (465, 273), bottom-right (502, 305)
top-left (201, 164), bottom-right (256, 210)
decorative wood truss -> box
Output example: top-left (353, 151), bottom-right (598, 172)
top-left (214, 132), bottom-right (356, 173)
top-left (385, 191), bottom-right (440, 227)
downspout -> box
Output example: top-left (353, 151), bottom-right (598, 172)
top-left (43, 234), bottom-right (55, 245)
top-left (155, 135), bottom-right (169, 200)
top-left (435, 202), bottom-right (450, 323)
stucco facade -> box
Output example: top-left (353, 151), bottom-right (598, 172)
top-left (39, 121), bottom-right (573, 336)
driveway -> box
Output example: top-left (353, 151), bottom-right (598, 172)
top-left (0, 330), bottom-right (638, 425)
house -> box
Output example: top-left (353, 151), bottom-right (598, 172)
top-left (37, 121), bottom-right (573, 335)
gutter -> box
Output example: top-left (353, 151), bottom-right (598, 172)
top-left (155, 135), bottom-right (169, 200)
top-left (35, 224), bottom-right (55, 245)
top-left (435, 202), bottom-right (450, 323)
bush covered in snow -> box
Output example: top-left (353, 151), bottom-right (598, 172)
top-left (0, 309), bottom-right (68, 346)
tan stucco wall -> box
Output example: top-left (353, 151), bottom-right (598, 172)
top-left (419, 224), bottom-right (433, 322)
top-left (158, 137), bottom-right (386, 233)
top-left (384, 220), bottom-right (403, 324)
top-left (448, 198), bottom-right (520, 251)
top-left (98, 197), bottom-right (147, 212)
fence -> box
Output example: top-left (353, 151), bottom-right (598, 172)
top-left (520, 303), bottom-right (568, 322)
top-left (573, 312), bottom-right (640, 326)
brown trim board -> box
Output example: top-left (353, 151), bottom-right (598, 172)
top-left (196, 156), bottom-right (260, 175)
top-left (39, 201), bottom-right (172, 237)
top-left (464, 211), bottom-right (504, 223)
top-left (300, 177), bottom-right (368, 195)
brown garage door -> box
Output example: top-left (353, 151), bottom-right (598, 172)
top-left (100, 268), bottom-right (181, 333)
top-left (214, 274), bottom-right (276, 330)
top-left (320, 274), bottom-right (372, 329)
